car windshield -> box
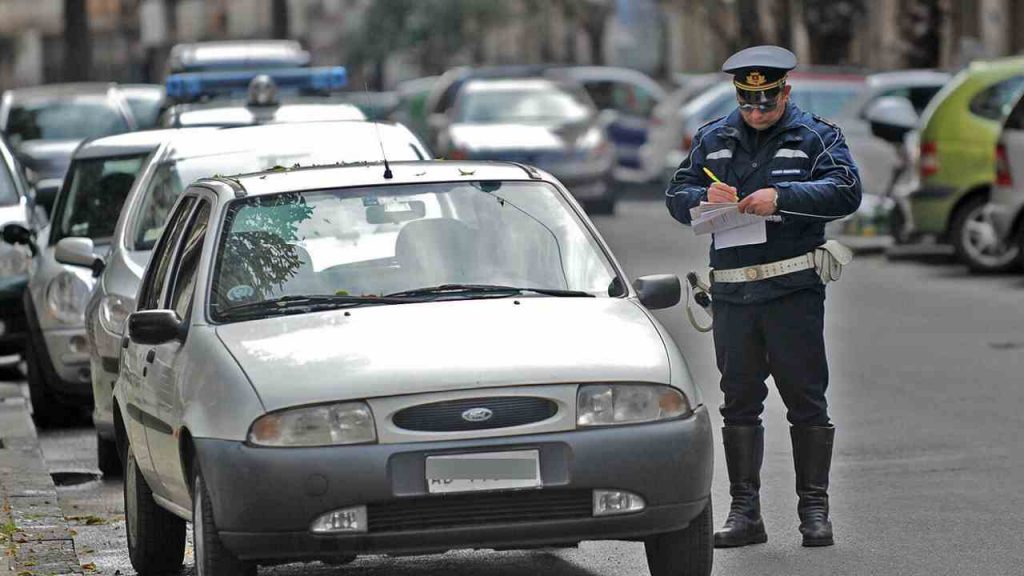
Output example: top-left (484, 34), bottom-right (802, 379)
top-left (132, 136), bottom-right (425, 250)
top-left (456, 87), bottom-right (592, 124)
top-left (4, 99), bottom-right (130, 143)
top-left (53, 153), bottom-right (149, 243)
top-left (209, 181), bottom-right (621, 321)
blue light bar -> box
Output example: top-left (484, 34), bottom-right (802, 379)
top-left (164, 66), bottom-right (348, 102)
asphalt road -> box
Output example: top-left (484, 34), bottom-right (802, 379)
top-left (30, 199), bottom-right (1024, 575)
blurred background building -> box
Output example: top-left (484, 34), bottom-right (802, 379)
top-left (2, 0), bottom-right (1024, 90)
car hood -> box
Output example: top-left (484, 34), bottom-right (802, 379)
top-left (450, 123), bottom-right (576, 152)
top-left (215, 297), bottom-right (670, 412)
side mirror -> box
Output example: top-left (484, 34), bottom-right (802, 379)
top-left (2, 222), bottom-right (33, 246)
top-left (632, 274), bottom-right (681, 310)
top-left (127, 310), bottom-right (184, 346)
top-left (865, 96), bottom-right (919, 144)
top-left (55, 237), bottom-right (100, 269)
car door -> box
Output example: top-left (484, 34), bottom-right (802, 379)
top-left (121, 195), bottom-right (196, 483)
top-left (144, 197), bottom-right (211, 505)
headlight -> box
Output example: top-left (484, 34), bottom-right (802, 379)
top-left (99, 294), bottom-right (135, 336)
top-left (45, 271), bottom-right (91, 324)
top-left (0, 243), bottom-right (29, 277)
top-left (248, 402), bottom-right (376, 447)
top-left (577, 384), bottom-right (691, 427)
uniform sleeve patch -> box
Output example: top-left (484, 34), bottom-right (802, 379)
top-left (771, 168), bottom-right (804, 176)
top-left (706, 149), bottom-right (733, 160)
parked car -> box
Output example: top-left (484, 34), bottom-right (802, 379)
top-left (160, 99), bottom-right (364, 128)
top-left (547, 66), bottom-right (667, 183)
top-left (120, 84), bottom-right (166, 130)
top-left (2, 130), bottom-right (197, 430)
top-left (439, 78), bottom-right (616, 213)
top-left (165, 39), bottom-right (311, 76)
top-left (86, 121), bottom-right (431, 478)
top-left (987, 92), bottom-right (1024, 257)
top-left (115, 159), bottom-right (712, 576)
top-left (0, 134), bottom-right (37, 359)
top-left (641, 74), bottom-right (728, 183)
top-left (390, 75), bottom-right (439, 142)
top-left (904, 56), bottom-right (1024, 272)
top-left (0, 83), bottom-right (143, 216)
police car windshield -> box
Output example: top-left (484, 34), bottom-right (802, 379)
top-left (210, 181), bottom-right (621, 322)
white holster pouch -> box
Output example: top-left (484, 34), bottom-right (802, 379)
top-left (812, 240), bottom-right (853, 284)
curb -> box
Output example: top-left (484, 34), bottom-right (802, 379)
top-left (0, 383), bottom-right (83, 576)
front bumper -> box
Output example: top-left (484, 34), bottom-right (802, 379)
top-left (0, 275), bottom-right (28, 355)
top-left (41, 327), bottom-right (91, 391)
top-left (196, 407), bottom-right (713, 562)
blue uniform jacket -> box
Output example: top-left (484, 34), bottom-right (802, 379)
top-left (665, 103), bottom-right (862, 304)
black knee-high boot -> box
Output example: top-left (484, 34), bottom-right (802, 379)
top-left (714, 425), bottom-right (768, 548)
top-left (791, 425), bottom-right (835, 547)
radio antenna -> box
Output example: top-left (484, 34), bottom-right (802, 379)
top-left (365, 79), bottom-right (393, 179)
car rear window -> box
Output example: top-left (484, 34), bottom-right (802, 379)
top-left (4, 99), bottom-right (130, 143)
top-left (969, 76), bottom-right (1024, 121)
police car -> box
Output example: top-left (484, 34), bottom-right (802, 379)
top-left (116, 160), bottom-right (713, 576)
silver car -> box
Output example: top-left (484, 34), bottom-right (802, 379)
top-left (988, 92), bottom-right (1024, 254)
top-left (87, 121), bottom-right (431, 475)
top-left (115, 160), bottom-right (712, 576)
top-left (2, 131), bottom-right (189, 430)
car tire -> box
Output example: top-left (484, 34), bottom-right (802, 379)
top-left (645, 501), bottom-right (713, 576)
top-left (24, 340), bottom-right (66, 428)
top-left (96, 433), bottom-right (122, 478)
top-left (125, 447), bottom-right (185, 575)
top-left (193, 468), bottom-right (256, 576)
top-left (951, 196), bottom-right (1022, 273)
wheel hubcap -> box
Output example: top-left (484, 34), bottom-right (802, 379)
top-left (963, 206), bottom-right (1019, 266)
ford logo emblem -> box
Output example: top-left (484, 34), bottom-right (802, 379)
top-left (461, 407), bottom-right (494, 423)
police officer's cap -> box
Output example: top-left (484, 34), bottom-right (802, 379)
top-left (722, 45), bottom-right (797, 92)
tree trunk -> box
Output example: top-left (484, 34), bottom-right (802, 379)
top-left (63, 0), bottom-right (92, 81)
top-left (272, 0), bottom-right (290, 40)
top-left (736, 0), bottom-right (764, 46)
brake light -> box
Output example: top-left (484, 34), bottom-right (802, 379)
top-left (447, 148), bottom-right (469, 160)
top-left (919, 141), bottom-right (939, 179)
top-left (996, 143), bottom-right (1013, 187)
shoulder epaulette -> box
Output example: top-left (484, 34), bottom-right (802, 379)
top-left (811, 114), bottom-right (840, 130)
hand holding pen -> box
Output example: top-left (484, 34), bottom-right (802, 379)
top-left (704, 167), bottom-right (739, 203)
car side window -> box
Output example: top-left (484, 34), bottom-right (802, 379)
top-left (138, 196), bottom-right (196, 311)
top-left (169, 200), bottom-right (211, 319)
top-left (969, 76), bottom-right (1024, 121)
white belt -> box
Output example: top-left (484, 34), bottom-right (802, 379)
top-left (713, 253), bottom-right (815, 283)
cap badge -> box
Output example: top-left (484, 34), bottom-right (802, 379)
top-left (746, 71), bottom-right (766, 87)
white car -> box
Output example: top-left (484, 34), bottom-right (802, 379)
top-left (115, 160), bottom-right (712, 576)
top-left (85, 121), bottom-right (431, 476)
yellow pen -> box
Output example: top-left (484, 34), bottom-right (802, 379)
top-left (703, 166), bottom-right (722, 183)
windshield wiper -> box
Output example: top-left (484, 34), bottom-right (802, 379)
top-left (385, 284), bottom-right (594, 299)
top-left (218, 294), bottom-right (413, 319)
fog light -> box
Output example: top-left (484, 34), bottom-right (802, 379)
top-left (593, 490), bottom-right (646, 517)
top-left (69, 335), bottom-right (88, 355)
top-left (310, 506), bottom-right (368, 534)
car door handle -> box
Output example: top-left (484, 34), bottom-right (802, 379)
top-left (122, 336), bottom-right (130, 349)
top-left (145, 349), bottom-right (156, 364)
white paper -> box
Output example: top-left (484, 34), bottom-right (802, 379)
top-left (690, 202), bottom-right (765, 236)
top-left (714, 220), bottom-right (767, 249)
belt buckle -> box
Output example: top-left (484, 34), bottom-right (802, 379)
top-left (744, 267), bottom-right (760, 281)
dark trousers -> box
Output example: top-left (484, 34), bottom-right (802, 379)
top-left (712, 289), bottom-right (830, 427)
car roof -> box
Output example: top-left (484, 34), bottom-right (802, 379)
top-left (4, 83), bottom-right (117, 100)
top-left (548, 66), bottom-right (666, 97)
top-left (462, 78), bottom-right (564, 93)
top-left (164, 120), bottom-right (428, 161)
top-left (169, 102), bottom-right (366, 127)
top-left (74, 127), bottom-right (214, 160)
top-left (210, 161), bottom-right (544, 198)
top-left (169, 40), bottom-right (310, 70)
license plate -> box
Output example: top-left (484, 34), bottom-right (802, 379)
top-left (426, 450), bottom-right (541, 494)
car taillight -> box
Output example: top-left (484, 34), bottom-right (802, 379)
top-left (447, 148), bottom-right (469, 160)
top-left (681, 134), bottom-right (693, 152)
top-left (920, 141), bottom-right (939, 179)
top-left (995, 143), bottom-right (1013, 187)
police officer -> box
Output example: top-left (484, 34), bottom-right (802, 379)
top-left (666, 45), bottom-right (861, 548)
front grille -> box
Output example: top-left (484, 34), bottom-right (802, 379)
top-left (392, 397), bottom-right (558, 432)
top-left (367, 489), bottom-right (592, 533)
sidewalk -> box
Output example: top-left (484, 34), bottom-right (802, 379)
top-left (0, 383), bottom-right (83, 575)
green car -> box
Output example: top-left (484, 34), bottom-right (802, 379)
top-left (908, 56), bottom-right (1024, 272)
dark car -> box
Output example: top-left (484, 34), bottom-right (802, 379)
top-left (0, 83), bottom-right (143, 216)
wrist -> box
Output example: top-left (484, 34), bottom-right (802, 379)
top-left (771, 188), bottom-right (779, 212)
